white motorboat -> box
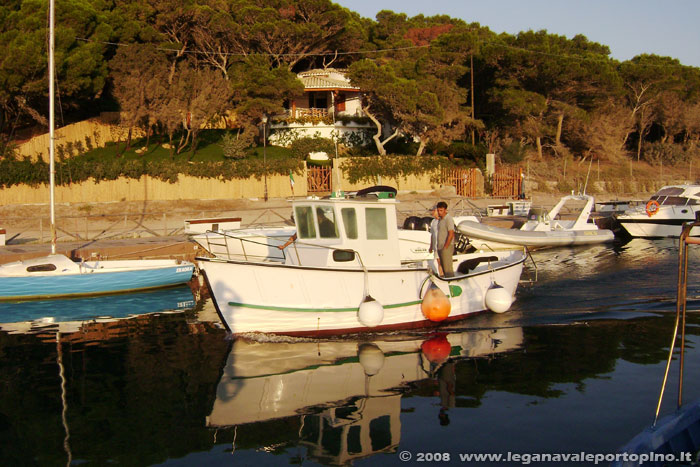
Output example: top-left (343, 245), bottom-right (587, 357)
top-left (458, 194), bottom-right (615, 249)
top-left (198, 190), bottom-right (526, 336)
top-left (616, 184), bottom-right (700, 238)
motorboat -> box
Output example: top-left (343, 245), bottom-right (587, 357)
top-left (616, 184), bottom-right (700, 238)
top-left (198, 190), bottom-right (526, 336)
top-left (0, 254), bottom-right (195, 300)
top-left (457, 194), bottom-right (615, 249)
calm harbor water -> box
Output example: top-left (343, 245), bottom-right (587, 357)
top-left (2, 239), bottom-right (700, 465)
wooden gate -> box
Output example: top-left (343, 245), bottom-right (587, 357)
top-left (441, 168), bottom-right (482, 197)
top-left (492, 166), bottom-right (523, 198)
top-left (307, 166), bottom-right (332, 193)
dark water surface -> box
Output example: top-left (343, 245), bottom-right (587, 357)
top-left (2, 239), bottom-right (700, 465)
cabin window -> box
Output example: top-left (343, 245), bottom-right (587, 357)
top-left (316, 206), bottom-right (339, 238)
top-left (656, 187), bottom-right (684, 196)
top-left (332, 249), bottom-right (355, 262)
top-left (366, 208), bottom-right (388, 240)
top-left (688, 199), bottom-right (700, 205)
top-left (26, 264), bottom-right (57, 272)
top-left (341, 208), bottom-right (358, 239)
top-left (662, 196), bottom-right (688, 206)
top-left (295, 206), bottom-right (316, 239)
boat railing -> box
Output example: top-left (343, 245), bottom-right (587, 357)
top-left (653, 211), bottom-right (700, 426)
top-left (202, 230), bottom-right (284, 262)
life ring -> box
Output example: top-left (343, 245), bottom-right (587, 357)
top-left (646, 200), bottom-right (660, 217)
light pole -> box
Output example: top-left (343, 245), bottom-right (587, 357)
top-left (262, 115), bottom-right (268, 202)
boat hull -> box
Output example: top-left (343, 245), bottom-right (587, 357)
top-left (617, 209), bottom-right (700, 238)
top-left (0, 261), bottom-right (195, 300)
top-left (199, 251), bottom-right (525, 336)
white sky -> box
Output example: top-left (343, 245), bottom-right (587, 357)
top-left (336, 0), bottom-right (700, 67)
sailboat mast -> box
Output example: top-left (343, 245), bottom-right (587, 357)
top-left (49, 0), bottom-right (56, 254)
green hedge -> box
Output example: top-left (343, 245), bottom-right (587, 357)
top-left (340, 155), bottom-right (455, 185)
top-left (0, 156), bottom-right (305, 187)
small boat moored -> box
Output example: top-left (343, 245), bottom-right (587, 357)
top-left (616, 184), bottom-right (700, 238)
top-left (457, 194), bottom-right (615, 249)
top-left (0, 254), bottom-right (195, 300)
top-left (198, 189), bottom-right (527, 336)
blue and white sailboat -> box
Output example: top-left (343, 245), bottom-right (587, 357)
top-left (0, 1), bottom-right (194, 301)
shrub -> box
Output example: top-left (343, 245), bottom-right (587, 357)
top-left (289, 136), bottom-right (336, 159)
top-left (221, 130), bottom-right (254, 160)
top-left (500, 141), bottom-right (527, 164)
top-left (643, 142), bottom-right (688, 166)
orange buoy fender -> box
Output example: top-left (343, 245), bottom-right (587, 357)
top-left (421, 286), bottom-right (451, 322)
top-left (421, 334), bottom-right (452, 365)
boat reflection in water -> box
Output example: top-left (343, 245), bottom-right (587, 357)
top-left (0, 285), bottom-right (196, 334)
top-left (207, 327), bottom-right (523, 464)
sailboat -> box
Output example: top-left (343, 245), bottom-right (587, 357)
top-left (0, 0), bottom-right (195, 300)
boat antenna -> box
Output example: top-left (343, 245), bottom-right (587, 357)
top-left (49, 0), bottom-right (57, 254)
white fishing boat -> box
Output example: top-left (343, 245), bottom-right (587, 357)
top-left (0, 3), bottom-right (195, 302)
top-left (616, 185), bottom-right (700, 238)
top-left (198, 190), bottom-right (526, 336)
top-left (458, 194), bottom-right (614, 249)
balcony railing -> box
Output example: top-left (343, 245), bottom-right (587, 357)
top-left (287, 108), bottom-right (329, 118)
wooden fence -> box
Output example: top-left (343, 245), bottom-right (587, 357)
top-left (492, 166), bottom-right (523, 198)
top-left (440, 168), bottom-right (483, 197)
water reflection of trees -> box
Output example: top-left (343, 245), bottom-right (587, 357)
top-left (0, 313), bottom-right (230, 466)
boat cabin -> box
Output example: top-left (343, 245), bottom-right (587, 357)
top-left (287, 193), bottom-right (402, 269)
top-left (649, 185), bottom-right (700, 206)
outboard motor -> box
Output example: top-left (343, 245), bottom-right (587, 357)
top-left (419, 216), bottom-right (434, 231)
top-left (403, 216), bottom-right (421, 230)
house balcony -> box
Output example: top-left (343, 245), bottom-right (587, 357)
top-left (291, 108), bottom-right (329, 118)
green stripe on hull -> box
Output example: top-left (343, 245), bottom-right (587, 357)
top-left (227, 299), bottom-right (423, 312)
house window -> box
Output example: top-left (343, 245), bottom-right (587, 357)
top-left (308, 92), bottom-right (328, 109)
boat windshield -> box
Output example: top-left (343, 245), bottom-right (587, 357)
top-left (366, 208), bottom-right (388, 240)
top-left (650, 195), bottom-right (696, 206)
top-left (654, 187), bottom-right (685, 197)
top-left (316, 206), bottom-right (339, 239)
top-left (295, 206), bottom-right (317, 239)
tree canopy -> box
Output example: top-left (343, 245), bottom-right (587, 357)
top-left (2, 0), bottom-right (700, 164)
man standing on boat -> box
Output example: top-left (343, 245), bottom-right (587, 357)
top-left (436, 201), bottom-right (455, 277)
